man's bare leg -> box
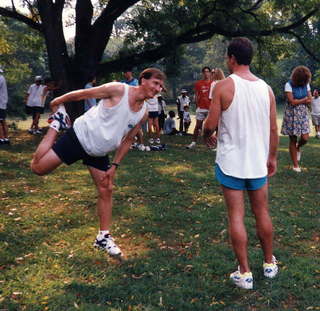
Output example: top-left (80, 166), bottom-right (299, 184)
top-left (248, 183), bottom-right (273, 263)
top-left (88, 166), bottom-right (113, 231)
top-left (89, 166), bottom-right (122, 257)
top-left (31, 128), bottom-right (62, 175)
top-left (222, 186), bottom-right (250, 273)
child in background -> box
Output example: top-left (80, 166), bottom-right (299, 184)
top-left (164, 111), bottom-right (178, 135)
top-left (311, 89), bottom-right (320, 138)
top-left (183, 105), bottom-right (191, 135)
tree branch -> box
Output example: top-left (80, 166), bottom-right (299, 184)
top-left (97, 7), bottom-right (319, 75)
top-left (287, 30), bottom-right (320, 62)
top-left (0, 7), bottom-right (42, 32)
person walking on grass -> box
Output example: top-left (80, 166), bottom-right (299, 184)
top-left (31, 68), bottom-right (166, 258)
top-left (203, 37), bottom-right (279, 289)
top-left (146, 95), bottom-right (161, 144)
top-left (311, 89), bottom-right (320, 139)
top-left (187, 67), bottom-right (211, 149)
top-left (0, 67), bottom-right (9, 145)
top-left (25, 76), bottom-right (47, 135)
top-left (281, 66), bottom-right (312, 172)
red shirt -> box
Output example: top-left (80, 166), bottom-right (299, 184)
top-left (194, 79), bottom-right (212, 109)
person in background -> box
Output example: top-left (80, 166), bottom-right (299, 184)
top-left (183, 105), bottom-right (191, 134)
top-left (311, 89), bottom-right (320, 138)
top-left (146, 95), bottom-right (161, 144)
top-left (121, 69), bottom-right (139, 86)
top-left (25, 76), bottom-right (46, 135)
top-left (164, 110), bottom-right (178, 135)
top-left (187, 67), bottom-right (211, 149)
top-left (84, 76), bottom-right (97, 112)
top-left (281, 66), bottom-right (312, 172)
top-left (157, 94), bottom-right (167, 132)
top-left (176, 89), bottom-right (190, 133)
top-left (0, 67), bottom-right (9, 145)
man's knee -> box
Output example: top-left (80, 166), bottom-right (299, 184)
top-left (30, 160), bottom-right (48, 176)
top-left (97, 183), bottom-right (113, 198)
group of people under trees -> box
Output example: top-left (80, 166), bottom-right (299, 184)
top-left (1, 36), bottom-right (319, 290)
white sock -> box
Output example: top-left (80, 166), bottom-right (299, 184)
top-left (97, 230), bottom-right (109, 239)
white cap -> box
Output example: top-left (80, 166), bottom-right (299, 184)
top-left (35, 75), bottom-right (42, 81)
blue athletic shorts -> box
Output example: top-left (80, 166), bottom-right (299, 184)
top-left (215, 164), bottom-right (267, 191)
top-left (52, 128), bottom-right (110, 171)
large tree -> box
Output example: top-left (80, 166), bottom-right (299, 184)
top-left (0, 0), bottom-right (319, 119)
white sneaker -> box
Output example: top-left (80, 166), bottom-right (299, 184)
top-left (137, 144), bottom-right (146, 151)
top-left (155, 138), bottom-right (161, 144)
top-left (230, 267), bottom-right (253, 289)
top-left (186, 142), bottom-right (196, 149)
top-left (93, 234), bottom-right (122, 257)
top-left (292, 166), bottom-right (301, 173)
top-left (49, 105), bottom-right (71, 132)
top-left (263, 255), bottom-right (278, 278)
top-left (149, 138), bottom-right (154, 144)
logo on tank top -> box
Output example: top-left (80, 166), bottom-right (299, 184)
top-left (128, 119), bottom-right (136, 129)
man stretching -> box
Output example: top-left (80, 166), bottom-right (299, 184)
top-left (204, 38), bottom-right (279, 289)
top-left (31, 68), bottom-right (166, 258)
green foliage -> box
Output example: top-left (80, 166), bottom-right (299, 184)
top-left (0, 17), bottom-right (47, 116)
top-left (0, 117), bottom-right (319, 310)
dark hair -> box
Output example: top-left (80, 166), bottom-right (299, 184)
top-left (227, 37), bottom-right (253, 65)
top-left (138, 67), bottom-right (166, 85)
top-left (291, 66), bottom-right (311, 87)
top-left (202, 66), bottom-right (211, 73)
top-left (168, 110), bottom-right (175, 118)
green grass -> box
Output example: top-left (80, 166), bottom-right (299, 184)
top-left (0, 119), bottom-right (319, 311)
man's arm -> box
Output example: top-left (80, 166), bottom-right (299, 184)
top-left (50, 82), bottom-right (123, 111)
top-left (100, 111), bottom-right (148, 186)
top-left (203, 82), bottom-right (222, 147)
top-left (267, 87), bottom-right (279, 177)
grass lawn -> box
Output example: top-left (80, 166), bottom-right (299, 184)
top-left (0, 114), bottom-right (319, 311)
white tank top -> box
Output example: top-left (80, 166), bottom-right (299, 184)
top-left (216, 74), bottom-right (270, 178)
top-left (74, 83), bottom-right (146, 156)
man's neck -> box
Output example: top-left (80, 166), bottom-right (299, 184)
top-left (232, 65), bottom-right (257, 81)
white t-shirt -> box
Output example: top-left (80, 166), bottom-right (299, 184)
top-left (146, 97), bottom-right (159, 112)
top-left (311, 97), bottom-right (320, 116)
top-left (26, 84), bottom-right (46, 107)
top-left (183, 111), bottom-right (191, 122)
top-left (176, 95), bottom-right (190, 111)
top-left (284, 82), bottom-right (311, 93)
top-left (0, 75), bottom-right (8, 110)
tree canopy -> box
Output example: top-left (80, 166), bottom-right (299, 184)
top-left (0, 0), bottom-right (319, 118)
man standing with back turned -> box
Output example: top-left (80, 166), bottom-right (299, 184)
top-left (203, 38), bottom-right (279, 289)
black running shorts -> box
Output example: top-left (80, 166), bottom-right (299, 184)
top-left (52, 128), bottom-right (110, 171)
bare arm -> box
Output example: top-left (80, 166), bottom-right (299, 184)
top-left (50, 82), bottom-right (123, 111)
top-left (286, 91), bottom-right (311, 106)
top-left (203, 82), bottom-right (222, 147)
top-left (267, 87), bottom-right (279, 177)
top-left (100, 111), bottom-right (148, 185)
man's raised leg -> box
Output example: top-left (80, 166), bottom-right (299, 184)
top-left (31, 127), bottom-right (62, 175)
